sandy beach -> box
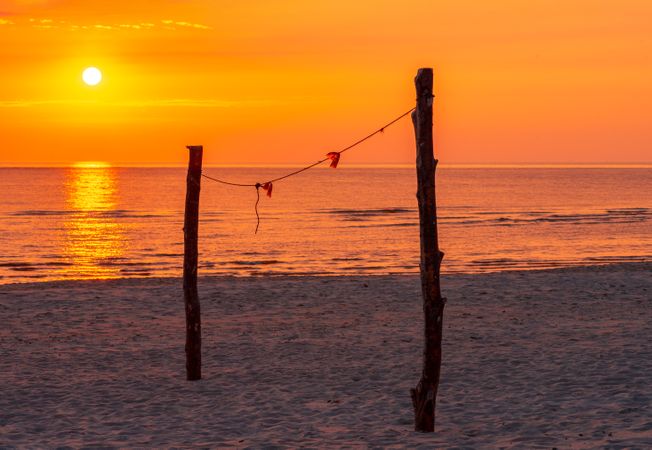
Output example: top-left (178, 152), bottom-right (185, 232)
top-left (1, 263), bottom-right (650, 448)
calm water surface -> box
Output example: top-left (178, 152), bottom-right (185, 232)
top-left (0, 167), bottom-right (650, 283)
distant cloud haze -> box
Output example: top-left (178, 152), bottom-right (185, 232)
top-left (161, 20), bottom-right (211, 30)
top-left (5, 16), bottom-right (211, 31)
top-left (0, 99), bottom-right (268, 108)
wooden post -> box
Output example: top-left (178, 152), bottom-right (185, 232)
top-left (410, 68), bottom-right (445, 432)
top-left (184, 145), bottom-right (203, 381)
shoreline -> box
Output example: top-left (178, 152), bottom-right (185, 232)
top-left (1, 260), bottom-right (650, 289)
top-left (1, 262), bottom-right (650, 447)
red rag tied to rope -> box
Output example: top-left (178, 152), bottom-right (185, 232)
top-left (327, 152), bottom-right (341, 168)
top-left (261, 182), bottom-right (273, 197)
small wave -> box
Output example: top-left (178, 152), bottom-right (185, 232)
top-left (583, 255), bottom-right (650, 262)
top-left (10, 210), bottom-right (71, 217)
top-left (471, 258), bottom-right (520, 266)
top-left (119, 268), bottom-right (152, 274)
top-left (0, 262), bottom-right (34, 268)
top-left (9, 209), bottom-right (172, 219)
top-left (229, 260), bottom-right (281, 266)
top-left (321, 207), bottom-right (415, 220)
top-left (0, 261), bottom-right (72, 271)
top-left (246, 270), bottom-right (340, 276)
top-left (96, 259), bottom-right (160, 267)
top-left (9, 266), bottom-right (38, 272)
top-left (453, 208), bottom-right (651, 227)
top-left (343, 222), bottom-right (416, 229)
top-left (240, 251), bottom-right (282, 256)
top-left (90, 210), bottom-right (171, 219)
top-left (340, 265), bottom-right (388, 271)
top-left (606, 208), bottom-right (650, 215)
top-left (469, 255), bottom-right (651, 271)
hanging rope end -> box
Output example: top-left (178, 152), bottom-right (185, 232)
top-left (254, 184), bottom-right (261, 234)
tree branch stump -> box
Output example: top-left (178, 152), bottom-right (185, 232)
top-left (184, 145), bottom-right (203, 381)
top-left (411, 68), bottom-right (446, 432)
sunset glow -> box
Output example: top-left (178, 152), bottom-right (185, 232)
top-left (73, 161), bottom-right (111, 168)
top-left (63, 165), bottom-right (124, 278)
top-left (0, 1), bottom-right (650, 166)
top-left (1, 2), bottom-right (651, 446)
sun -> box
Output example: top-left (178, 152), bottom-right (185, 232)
top-left (82, 67), bottom-right (102, 86)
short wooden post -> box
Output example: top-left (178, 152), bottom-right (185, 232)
top-left (184, 145), bottom-right (203, 381)
top-left (410, 68), bottom-right (446, 432)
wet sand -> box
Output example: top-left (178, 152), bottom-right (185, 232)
top-left (1, 263), bottom-right (651, 448)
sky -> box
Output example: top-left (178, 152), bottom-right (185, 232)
top-left (0, 0), bottom-right (650, 166)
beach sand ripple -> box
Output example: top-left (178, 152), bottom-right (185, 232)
top-left (1, 263), bottom-right (651, 447)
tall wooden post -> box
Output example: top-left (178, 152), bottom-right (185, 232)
top-left (410, 68), bottom-right (445, 432)
top-left (184, 145), bottom-right (203, 381)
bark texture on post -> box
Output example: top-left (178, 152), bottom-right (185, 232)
top-left (184, 145), bottom-right (203, 381)
top-left (410, 68), bottom-right (445, 432)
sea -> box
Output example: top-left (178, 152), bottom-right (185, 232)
top-left (0, 166), bottom-right (650, 284)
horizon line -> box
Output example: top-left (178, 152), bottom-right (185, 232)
top-left (1, 162), bottom-right (652, 169)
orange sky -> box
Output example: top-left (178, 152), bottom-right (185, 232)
top-left (0, 0), bottom-right (650, 166)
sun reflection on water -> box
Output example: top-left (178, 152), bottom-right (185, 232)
top-left (62, 164), bottom-right (125, 278)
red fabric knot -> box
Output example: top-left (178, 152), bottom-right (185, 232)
top-left (327, 152), bottom-right (341, 169)
top-left (261, 182), bottom-right (273, 198)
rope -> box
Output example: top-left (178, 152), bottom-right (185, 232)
top-left (201, 173), bottom-right (256, 187)
top-left (337, 107), bottom-right (414, 155)
top-left (201, 107), bottom-right (414, 187)
top-left (254, 185), bottom-right (261, 234)
top-left (201, 106), bottom-right (416, 233)
top-left (265, 158), bottom-right (329, 184)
